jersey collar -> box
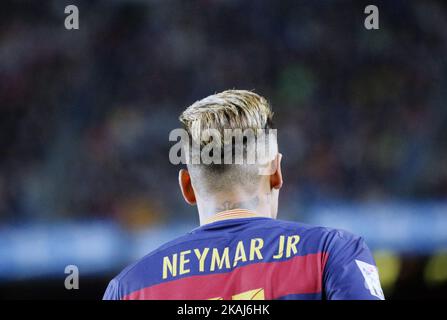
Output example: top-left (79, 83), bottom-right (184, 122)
top-left (204, 209), bottom-right (262, 224)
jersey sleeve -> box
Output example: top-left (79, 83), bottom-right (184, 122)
top-left (103, 278), bottom-right (122, 300)
top-left (323, 230), bottom-right (385, 300)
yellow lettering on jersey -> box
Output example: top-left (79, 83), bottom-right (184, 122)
top-left (286, 235), bottom-right (300, 258)
top-left (179, 250), bottom-right (191, 275)
top-left (194, 247), bottom-right (209, 272)
top-left (233, 240), bottom-right (247, 267)
top-left (210, 247), bottom-right (230, 271)
top-left (273, 235), bottom-right (285, 259)
top-left (249, 238), bottom-right (264, 261)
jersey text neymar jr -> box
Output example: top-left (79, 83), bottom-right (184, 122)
top-left (103, 209), bottom-right (384, 300)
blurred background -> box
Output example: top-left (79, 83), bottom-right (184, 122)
top-left (1, 0), bottom-right (447, 299)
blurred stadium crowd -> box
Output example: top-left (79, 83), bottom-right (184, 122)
top-left (1, 0), bottom-right (446, 229)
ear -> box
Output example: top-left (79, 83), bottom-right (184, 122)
top-left (179, 169), bottom-right (197, 205)
top-left (270, 153), bottom-right (283, 190)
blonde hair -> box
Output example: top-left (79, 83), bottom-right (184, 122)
top-left (178, 90), bottom-right (275, 194)
top-left (179, 90), bottom-right (273, 145)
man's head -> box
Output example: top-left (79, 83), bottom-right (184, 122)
top-left (177, 90), bottom-right (283, 221)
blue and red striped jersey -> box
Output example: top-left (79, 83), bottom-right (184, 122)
top-left (103, 209), bottom-right (384, 300)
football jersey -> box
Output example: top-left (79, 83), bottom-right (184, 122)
top-left (103, 209), bottom-right (384, 300)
